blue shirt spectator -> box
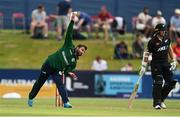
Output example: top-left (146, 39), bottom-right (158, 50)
top-left (79, 12), bottom-right (92, 25)
top-left (74, 11), bottom-right (92, 38)
top-left (169, 8), bottom-right (180, 40)
top-left (170, 14), bottom-right (180, 29)
top-left (113, 41), bottom-right (129, 59)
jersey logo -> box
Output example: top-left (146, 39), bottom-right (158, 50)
top-left (59, 71), bottom-right (63, 75)
top-left (71, 58), bottom-right (75, 62)
top-left (157, 45), bottom-right (168, 52)
top-left (42, 71), bottom-right (47, 74)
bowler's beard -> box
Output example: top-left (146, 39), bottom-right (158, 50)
top-left (77, 51), bottom-right (82, 56)
top-left (74, 49), bottom-right (80, 59)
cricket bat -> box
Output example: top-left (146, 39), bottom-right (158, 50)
top-left (128, 73), bottom-right (144, 109)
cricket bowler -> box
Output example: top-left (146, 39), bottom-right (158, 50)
top-left (28, 12), bottom-right (87, 108)
top-left (139, 23), bottom-right (178, 109)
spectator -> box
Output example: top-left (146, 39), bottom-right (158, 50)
top-left (121, 63), bottom-right (133, 71)
top-left (152, 10), bottom-right (166, 28)
top-left (169, 8), bottom-right (180, 40)
top-left (94, 5), bottom-right (114, 40)
top-left (30, 5), bottom-right (48, 38)
top-left (111, 16), bottom-right (126, 35)
top-left (136, 7), bottom-right (152, 38)
top-left (114, 41), bottom-right (129, 59)
top-left (91, 56), bottom-right (108, 71)
top-left (74, 11), bottom-right (92, 38)
top-left (132, 33), bottom-right (145, 58)
top-left (172, 38), bottom-right (180, 63)
top-left (56, 0), bottom-right (72, 40)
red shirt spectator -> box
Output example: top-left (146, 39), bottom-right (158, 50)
top-left (172, 38), bottom-right (180, 62)
top-left (173, 45), bottom-right (180, 56)
top-left (98, 6), bottom-right (113, 21)
top-left (94, 5), bottom-right (114, 40)
top-left (98, 10), bottom-right (113, 21)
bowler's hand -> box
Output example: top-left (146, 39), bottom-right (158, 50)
top-left (70, 11), bottom-right (80, 22)
top-left (68, 72), bottom-right (78, 80)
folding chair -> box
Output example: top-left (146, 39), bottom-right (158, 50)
top-left (12, 12), bottom-right (25, 32)
top-left (0, 12), bottom-right (4, 29)
top-left (46, 14), bottom-right (57, 31)
top-left (111, 16), bottom-right (126, 35)
top-left (132, 16), bottom-right (138, 33)
top-left (131, 16), bottom-right (139, 39)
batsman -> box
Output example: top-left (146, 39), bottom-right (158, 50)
top-left (28, 12), bottom-right (87, 108)
top-left (140, 24), bottom-right (178, 109)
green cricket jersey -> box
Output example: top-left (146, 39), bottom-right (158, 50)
top-left (46, 21), bottom-right (76, 76)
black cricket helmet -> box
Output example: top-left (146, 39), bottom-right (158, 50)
top-left (155, 23), bottom-right (166, 31)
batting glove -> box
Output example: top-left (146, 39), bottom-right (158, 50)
top-left (170, 60), bottom-right (177, 71)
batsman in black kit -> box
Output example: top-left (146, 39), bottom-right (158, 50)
top-left (139, 24), bottom-right (178, 109)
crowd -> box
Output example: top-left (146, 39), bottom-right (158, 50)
top-left (113, 7), bottom-right (180, 64)
top-left (30, 1), bottom-right (126, 41)
top-left (30, 4), bottom-right (179, 40)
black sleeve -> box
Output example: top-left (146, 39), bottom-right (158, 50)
top-left (147, 40), bottom-right (153, 53)
top-left (168, 38), bottom-right (171, 45)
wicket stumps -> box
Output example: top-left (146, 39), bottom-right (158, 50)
top-left (55, 74), bottom-right (65, 107)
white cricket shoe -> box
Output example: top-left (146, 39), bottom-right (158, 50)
top-left (154, 105), bottom-right (161, 109)
top-left (161, 102), bottom-right (167, 109)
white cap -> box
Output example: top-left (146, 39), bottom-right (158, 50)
top-left (175, 8), bottom-right (180, 14)
top-left (157, 10), bottom-right (162, 16)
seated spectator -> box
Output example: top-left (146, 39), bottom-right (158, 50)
top-left (91, 56), bottom-right (108, 71)
top-left (114, 41), bottom-right (129, 59)
top-left (172, 38), bottom-right (180, 63)
top-left (94, 5), bottom-right (114, 40)
top-left (169, 8), bottom-right (180, 40)
top-left (136, 7), bottom-right (152, 38)
top-left (152, 10), bottom-right (166, 28)
top-left (74, 11), bottom-right (92, 38)
top-left (132, 33), bottom-right (145, 58)
top-left (121, 63), bottom-right (133, 71)
top-left (30, 5), bottom-right (48, 38)
top-left (111, 16), bottom-right (126, 35)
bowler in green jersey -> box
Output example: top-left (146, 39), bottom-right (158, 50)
top-left (28, 12), bottom-right (87, 108)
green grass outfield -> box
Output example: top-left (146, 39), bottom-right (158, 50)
top-left (0, 98), bottom-right (180, 116)
top-left (0, 30), bottom-right (141, 71)
top-left (0, 30), bottom-right (179, 70)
